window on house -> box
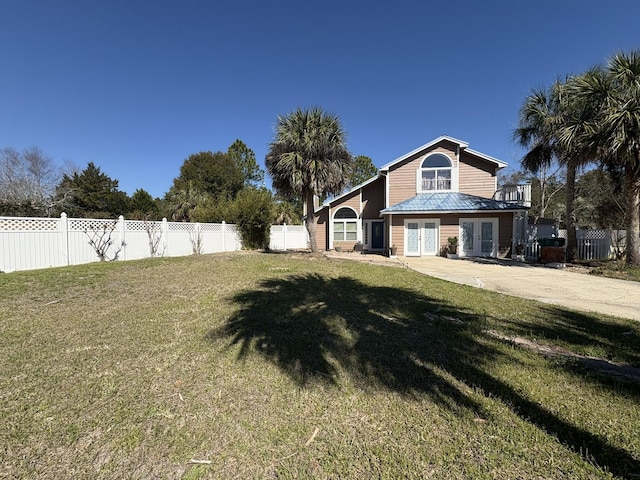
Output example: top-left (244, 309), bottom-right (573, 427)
top-left (333, 207), bottom-right (358, 241)
top-left (420, 153), bottom-right (452, 191)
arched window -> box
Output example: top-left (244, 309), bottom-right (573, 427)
top-left (333, 207), bottom-right (358, 241)
top-left (420, 153), bottom-right (452, 191)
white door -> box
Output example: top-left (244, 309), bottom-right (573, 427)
top-left (423, 221), bottom-right (438, 255)
top-left (404, 219), bottom-right (440, 256)
top-left (406, 221), bottom-right (420, 256)
top-left (459, 218), bottom-right (498, 257)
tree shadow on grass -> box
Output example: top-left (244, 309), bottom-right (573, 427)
top-left (210, 272), bottom-right (640, 478)
top-left (212, 273), bottom-right (487, 414)
top-left (496, 304), bottom-right (640, 367)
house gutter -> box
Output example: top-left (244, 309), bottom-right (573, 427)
top-left (379, 209), bottom-right (526, 215)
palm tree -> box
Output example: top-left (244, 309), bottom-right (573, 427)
top-left (568, 50), bottom-right (640, 265)
top-left (513, 84), bottom-right (580, 259)
top-left (266, 107), bottom-right (352, 252)
top-left (165, 182), bottom-right (206, 222)
top-left (513, 86), bottom-right (558, 219)
top-left (553, 76), bottom-right (605, 261)
top-left (514, 80), bottom-right (598, 262)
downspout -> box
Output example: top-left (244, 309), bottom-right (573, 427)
top-left (328, 204), bottom-right (333, 250)
top-left (455, 145), bottom-right (461, 191)
top-left (512, 212), bottom-right (517, 259)
top-left (359, 187), bottom-right (363, 247)
top-left (382, 171), bottom-right (391, 251)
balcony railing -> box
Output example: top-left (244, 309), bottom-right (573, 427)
top-left (494, 184), bottom-right (531, 207)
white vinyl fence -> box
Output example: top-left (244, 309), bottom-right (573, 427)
top-left (523, 227), bottom-right (626, 261)
top-left (269, 224), bottom-right (309, 251)
top-left (558, 229), bottom-right (627, 260)
top-left (0, 214), bottom-right (309, 273)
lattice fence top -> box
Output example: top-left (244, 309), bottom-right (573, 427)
top-left (125, 220), bottom-right (162, 231)
top-left (0, 217), bottom-right (59, 231)
top-left (167, 222), bottom-right (196, 232)
top-left (577, 229), bottom-right (608, 240)
top-left (200, 223), bottom-right (222, 232)
top-left (69, 219), bottom-right (118, 231)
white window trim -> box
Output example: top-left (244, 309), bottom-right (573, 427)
top-left (458, 217), bottom-right (499, 258)
top-left (363, 219), bottom-right (385, 251)
top-left (331, 206), bottom-right (360, 245)
top-left (403, 218), bottom-right (440, 257)
top-left (416, 152), bottom-right (457, 194)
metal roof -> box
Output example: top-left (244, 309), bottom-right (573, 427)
top-left (380, 192), bottom-right (528, 214)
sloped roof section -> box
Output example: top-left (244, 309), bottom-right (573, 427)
top-left (381, 192), bottom-right (527, 214)
top-left (380, 135), bottom-right (507, 171)
top-left (315, 174), bottom-right (383, 213)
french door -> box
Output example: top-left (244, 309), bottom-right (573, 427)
top-left (459, 218), bottom-right (498, 257)
top-left (405, 219), bottom-right (440, 256)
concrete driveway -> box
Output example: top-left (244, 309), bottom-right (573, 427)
top-left (403, 256), bottom-right (640, 321)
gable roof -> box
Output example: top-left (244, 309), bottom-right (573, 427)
top-left (380, 135), bottom-right (508, 171)
top-left (316, 174), bottom-right (382, 212)
top-left (381, 192), bottom-right (527, 214)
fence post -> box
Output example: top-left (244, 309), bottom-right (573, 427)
top-left (283, 222), bottom-right (287, 251)
top-left (220, 221), bottom-right (225, 252)
top-left (195, 222), bottom-right (202, 254)
top-left (60, 212), bottom-right (70, 266)
top-left (162, 218), bottom-right (168, 255)
top-left (118, 215), bottom-right (126, 260)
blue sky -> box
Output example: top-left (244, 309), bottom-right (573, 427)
top-left (2, 1), bottom-right (639, 198)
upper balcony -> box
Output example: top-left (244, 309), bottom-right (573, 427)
top-left (494, 184), bottom-right (531, 208)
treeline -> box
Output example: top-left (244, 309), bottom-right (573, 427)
top-left (0, 140), bottom-right (294, 249)
top-left (500, 168), bottom-right (625, 231)
top-left (513, 48), bottom-right (640, 265)
top-left (0, 138), bottom-right (377, 249)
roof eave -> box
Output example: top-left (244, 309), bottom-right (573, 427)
top-left (381, 208), bottom-right (528, 215)
top-left (380, 135), bottom-right (469, 171)
top-left (380, 136), bottom-right (508, 171)
top-left (316, 173), bottom-right (382, 211)
top-left (465, 147), bottom-right (508, 168)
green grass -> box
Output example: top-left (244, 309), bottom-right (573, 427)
top-left (1, 251), bottom-right (639, 479)
top-left (576, 258), bottom-right (640, 282)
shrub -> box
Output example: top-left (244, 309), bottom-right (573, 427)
top-left (233, 187), bottom-right (275, 249)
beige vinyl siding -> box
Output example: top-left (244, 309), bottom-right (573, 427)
top-left (388, 144), bottom-right (458, 205)
top-left (497, 212), bottom-right (514, 256)
top-left (361, 178), bottom-right (385, 218)
top-left (388, 159), bottom-right (419, 206)
top-left (390, 216), bottom-right (405, 256)
top-left (391, 213), bottom-right (458, 257)
top-left (438, 214), bottom-right (461, 256)
top-left (389, 212), bottom-right (514, 257)
top-left (329, 192), bottom-right (360, 250)
top-left (333, 240), bottom-right (359, 251)
top-left (331, 191), bottom-right (360, 213)
top-left (314, 208), bottom-right (328, 251)
top-left (458, 152), bottom-right (497, 197)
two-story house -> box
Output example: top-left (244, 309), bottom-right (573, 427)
top-left (311, 135), bottom-right (530, 258)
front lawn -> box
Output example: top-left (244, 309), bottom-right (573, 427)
top-left (1, 252), bottom-right (639, 479)
top-left (583, 259), bottom-right (640, 282)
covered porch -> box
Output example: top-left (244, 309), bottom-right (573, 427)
top-left (380, 193), bottom-right (528, 258)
